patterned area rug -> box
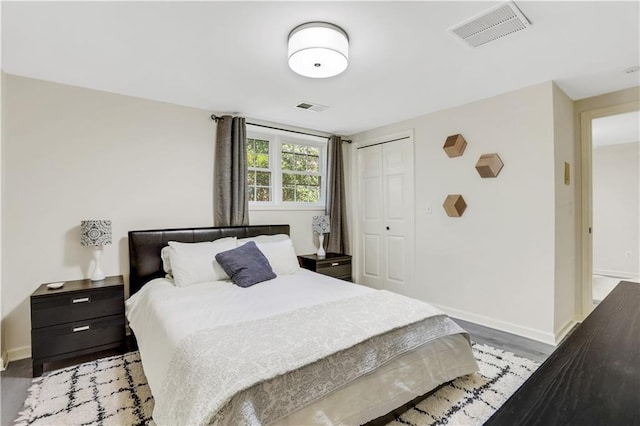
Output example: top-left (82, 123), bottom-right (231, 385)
top-left (15, 344), bottom-right (537, 425)
top-left (388, 344), bottom-right (539, 425)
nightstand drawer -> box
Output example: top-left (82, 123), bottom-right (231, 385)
top-left (31, 288), bottom-right (124, 329)
top-left (31, 314), bottom-right (125, 359)
top-left (317, 263), bottom-right (351, 278)
top-left (298, 253), bottom-right (353, 281)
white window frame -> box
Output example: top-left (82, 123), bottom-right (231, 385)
top-left (247, 126), bottom-right (327, 210)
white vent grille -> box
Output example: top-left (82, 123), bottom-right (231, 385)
top-left (449, 1), bottom-right (531, 48)
top-left (295, 102), bottom-right (328, 112)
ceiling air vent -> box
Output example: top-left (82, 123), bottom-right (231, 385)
top-left (449, 1), bottom-right (531, 48)
top-left (295, 102), bottom-right (328, 112)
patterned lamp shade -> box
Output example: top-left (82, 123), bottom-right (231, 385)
top-left (81, 220), bottom-right (112, 246)
top-left (312, 215), bottom-right (331, 234)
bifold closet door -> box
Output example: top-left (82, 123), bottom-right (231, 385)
top-left (357, 137), bottom-right (414, 295)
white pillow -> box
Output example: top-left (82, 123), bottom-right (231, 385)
top-left (237, 234), bottom-right (291, 244)
top-left (160, 246), bottom-right (172, 275)
top-left (168, 237), bottom-right (237, 287)
top-left (241, 238), bottom-right (299, 275)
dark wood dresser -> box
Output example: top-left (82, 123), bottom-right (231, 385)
top-left (30, 275), bottom-right (126, 377)
top-left (486, 281), bottom-right (640, 426)
top-left (298, 253), bottom-right (352, 281)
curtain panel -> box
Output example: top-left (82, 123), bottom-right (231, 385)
top-left (325, 135), bottom-right (350, 254)
top-left (214, 115), bottom-right (249, 226)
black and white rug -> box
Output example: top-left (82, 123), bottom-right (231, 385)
top-left (15, 344), bottom-right (537, 425)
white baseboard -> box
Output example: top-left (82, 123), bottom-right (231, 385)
top-left (554, 318), bottom-right (578, 344)
top-left (1, 350), bottom-right (8, 371)
top-left (7, 345), bottom-right (31, 362)
top-left (593, 268), bottom-right (638, 280)
top-left (431, 303), bottom-right (558, 346)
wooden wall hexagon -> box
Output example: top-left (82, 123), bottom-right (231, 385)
top-left (443, 194), bottom-right (467, 217)
top-left (443, 134), bottom-right (467, 157)
top-left (475, 153), bottom-right (504, 178)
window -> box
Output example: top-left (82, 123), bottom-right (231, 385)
top-left (281, 143), bottom-right (321, 202)
top-left (247, 137), bottom-right (271, 202)
top-left (247, 128), bottom-right (326, 208)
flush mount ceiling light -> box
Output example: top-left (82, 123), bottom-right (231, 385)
top-left (288, 22), bottom-right (349, 78)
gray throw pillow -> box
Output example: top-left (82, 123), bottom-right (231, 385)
top-left (215, 241), bottom-right (276, 288)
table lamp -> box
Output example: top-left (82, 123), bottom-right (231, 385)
top-left (81, 220), bottom-right (112, 281)
top-left (312, 215), bottom-right (331, 258)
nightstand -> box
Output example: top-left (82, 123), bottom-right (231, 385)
top-left (30, 275), bottom-right (126, 377)
top-left (298, 253), bottom-right (352, 281)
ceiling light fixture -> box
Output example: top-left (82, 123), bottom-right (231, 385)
top-left (288, 22), bottom-right (349, 78)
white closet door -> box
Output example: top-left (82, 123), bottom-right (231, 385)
top-left (357, 137), bottom-right (414, 295)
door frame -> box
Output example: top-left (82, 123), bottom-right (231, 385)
top-left (580, 101), bottom-right (639, 319)
top-left (350, 129), bottom-right (415, 286)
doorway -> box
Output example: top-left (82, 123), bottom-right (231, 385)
top-left (591, 111), bottom-right (640, 304)
top-left (581, 103), bottom-right (640, 316)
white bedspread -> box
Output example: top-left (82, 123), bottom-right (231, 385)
top-left (126, 270), bottom-right (471, 425)
top-left (126, 270), bottom-right (375, 399)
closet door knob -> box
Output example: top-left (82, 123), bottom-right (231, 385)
top-left (386, 226), bottom-right (390, 230)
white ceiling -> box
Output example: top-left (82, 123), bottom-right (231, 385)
top-left (592, 110), bottom-right (640, 147)
top-left (2, 1), bottom-right (639, 135)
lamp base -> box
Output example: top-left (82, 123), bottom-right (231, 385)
top-left (90, 246), bottom-right (106, 281)
top-left (317, 233), bottom-right (326, 258)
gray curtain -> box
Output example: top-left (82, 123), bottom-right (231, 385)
top-left (214, 115), bottom-right (249, 226)
top-left (325, 135), bottom-right (350, 254)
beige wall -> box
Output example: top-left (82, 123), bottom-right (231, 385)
top-left (1, 74), bottom-right (318, 358)
top-left (552, 83), bottom-right (577, 337)
top-left (593, 142), bottom-right (640, 277)
top-left (349, 82), bottom-right (566, 344)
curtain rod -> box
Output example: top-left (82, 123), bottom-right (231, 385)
top-left (356, 136), bottom-right (410, 149)
top-left (210, 114), bottom-right (351, 143)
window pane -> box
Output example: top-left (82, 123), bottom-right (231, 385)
top-left (248, 186), bottom-right (256, 201)
top-left (256, 187), bottom-right (270, 201)
top-left (294, 153), bottom-right (306, 171)
top-left (307, 186), bottom-right (320, 202)
top-left (281, 153), bottom-right (294, 170)
top-left (283, 186), bottom-right (295, 201)
top-left (255, 153), bottom-right (269, 168)
top-left (307, 155), bottom-right (319, 172)
top-left (294, 144), bottom-right (307, 154)
top-left (282, 173), bottom-right (295, 185)
top-left (282, 143), bottom-right (295, 153)
top-left (247, 139), bottom-right (257, 167)
top-left (256, 139), bottom-right (269, 154)
top-left (248, 139), bottom-right (269, 168)
top-left (307, 146), bottom-right (319, 156)
top-left (255, 171), bottom-right (271, 186)
top-left (247, 171), bottom-right (256, 185)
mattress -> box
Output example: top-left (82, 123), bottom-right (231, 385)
top-left (126, 269), bottom-right (478, 424)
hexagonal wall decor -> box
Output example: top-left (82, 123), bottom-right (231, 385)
top-left (443, 134), bottom-right (467, 158)
top-left (475, 153), bottom-right (504, 178)
top-left (443, 194), bottom-right (467, 217)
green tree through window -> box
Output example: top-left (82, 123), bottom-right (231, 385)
top-left (247, 138), bottom-right (271, 202)
top-left (246, 132), bottom-right (325, 206)
top-left (281, 143), bottom-right (321, 202)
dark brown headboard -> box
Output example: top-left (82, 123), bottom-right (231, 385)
top-left (128, 224), bottom-right (290, 296)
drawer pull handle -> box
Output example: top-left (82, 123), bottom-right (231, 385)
top-left (72, 297), bottom-right (90, 304)
top-left (331, 262), bottom-right (340, 266)
top-left (73, 325), bottom-right (90, 332)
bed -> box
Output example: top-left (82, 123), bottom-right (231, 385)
top-left (126, 225), bottom-right (478, 425)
